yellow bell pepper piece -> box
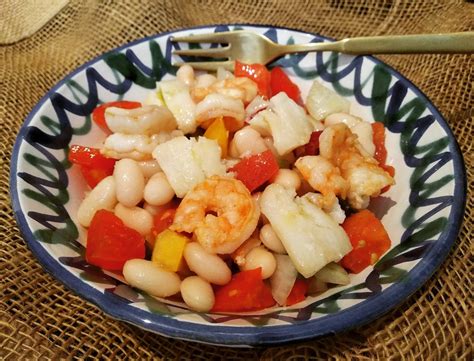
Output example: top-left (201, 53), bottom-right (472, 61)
top-left (204, 117), bottom-right (229, 157)
top-left (152, 229), bottom-right (189, 272)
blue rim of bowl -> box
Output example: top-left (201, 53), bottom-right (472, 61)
top-left (10, 24), bottom-right (467, 346)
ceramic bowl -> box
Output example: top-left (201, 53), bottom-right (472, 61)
top-left (10, 24), bottom-right (466, 346)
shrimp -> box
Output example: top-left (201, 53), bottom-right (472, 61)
top-left (319, 123), bottom-right (394, 209)
top-left (104, 105), bottom-right (177, 135)
top-left (192, 77), bottom-right (258, 104)
top-left (195, 93), bottom-right (245, 131)
top-left (170, 176), bottom-right (260, 254)
top-left (302, 192), bottom-right (346, 224)
top-left (194, 73), bottom-right (217, 89)
top-left (324, 112), bottom-right (375, 156)
top-left (295, 155), bottom-right (348, 208)
top-left (176, 64), bottom-right (195, 87)
top-left (231, 234), bottom-right (262, 266)
top-left (101, 130), bottom-right (183, 161)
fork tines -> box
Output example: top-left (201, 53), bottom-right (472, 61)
top-left (172, 46), bottom-right (230, 58)
top-left (171, 32), bottom-right (236, 70)
top-left (170, 31), bottom-right (234, 43)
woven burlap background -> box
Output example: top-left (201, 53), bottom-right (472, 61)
top-left (0, 0), bottom-right (70, 44)
top-left (1, 0), bottom-right (472, 359)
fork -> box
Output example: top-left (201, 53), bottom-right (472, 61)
top-left (171, 30), bottom-right (474, 71)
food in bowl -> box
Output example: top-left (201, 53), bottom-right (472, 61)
top-left (69, 61), bottom-right (395, 313)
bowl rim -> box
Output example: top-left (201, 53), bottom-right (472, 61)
top-left (9, 23), bottom-right (467, 346)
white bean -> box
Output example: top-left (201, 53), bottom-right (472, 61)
top-left (177, 64), bottom-right (195, 87)
top-left (180, 276), bottom-right (215, 312)
top-left (114, 158), bottom-right (145, 207)
top-left (240, 246), bottom-right (276, 279)
top-left (232, 236), bottom-right (261, 266)
top-left (260, 224), bottom-right (286, 254)
top-left (228, 138), bottom-right (240, 158)
top-left (114, 203), bottom-right (153, 236)
top-left (137, 159), bottom-right (161, 178)
top-left (233, 126), bottom-right (267, 157)
top-left (271, 169), bottom-right (301, 190)
top-left (143, 172), bottom-right (175, 206)
top-left (123, 259), bottom-right (181, 297)
top-left (77, 176), bottom-right (117, 227)
top-left (184, 242), bottom-right (231, 285)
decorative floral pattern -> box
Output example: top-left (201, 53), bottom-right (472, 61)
top-left (10, 25), bottom-right (465, 346)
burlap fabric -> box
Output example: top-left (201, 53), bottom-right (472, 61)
top-left (0, 0), bottom-right (70, 44)
top-left (1, 0), bottom-right (472, 359)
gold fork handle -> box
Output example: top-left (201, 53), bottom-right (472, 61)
top-left (281, 32), bottom-right (474, 54)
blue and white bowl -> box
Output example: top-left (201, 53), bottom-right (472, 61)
top-left (10, 24), bottom-right (466, 346)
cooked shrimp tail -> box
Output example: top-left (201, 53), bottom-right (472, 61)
top-left (319, 123), bottom-right (394, 209)
top-left (105, 105), bottom-right (177, 135)
top-left (170, 176), bottom-right (260, 254)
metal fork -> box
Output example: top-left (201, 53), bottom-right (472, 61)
top-left (171, 30), bottom-right (474, 71)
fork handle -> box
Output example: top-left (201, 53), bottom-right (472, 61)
top-left (282, 32), bottom-right (474, 54)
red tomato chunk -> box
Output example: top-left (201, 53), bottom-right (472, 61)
top-left (341, 210), bottom-right (391, 274)
top-left (286, 279), bottom-right (309, 306)
top-left (86, 210), bottom-right (145, 271)
top-left (151, 206), bottom-right (178, 238)
top-left (212, 268), bottom-right (275, 312)
top-left (270, 67), bottom-right (303, 105)
top-left (294, 130), bottom-right (323, 158)
top-left (229, 150), bottom-right (279, 192)
top-left (372, 122), bottom-right (388, 165)
top-left (371, 122), bottom-right (395, 193)
top-left (234, 61), bottom-right (271, 99)
top-left (68, 145), bottom-right (116, 188)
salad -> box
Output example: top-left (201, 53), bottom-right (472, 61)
top-left (69, 61), bottom-right (395, 313)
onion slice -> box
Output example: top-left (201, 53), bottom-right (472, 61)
top-left (270, 254), bottom-right (298, 306)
